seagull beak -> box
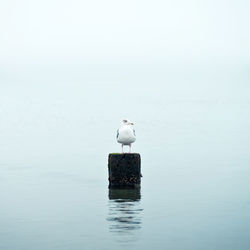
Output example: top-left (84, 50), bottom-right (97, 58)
top-left (130, 122), bottom-right (134, 125)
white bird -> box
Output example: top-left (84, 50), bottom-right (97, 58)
top-left (117, 119), bottom-right (136, 153)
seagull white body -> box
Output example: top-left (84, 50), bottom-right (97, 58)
top-left (117, 119), bottom-right (136, 153)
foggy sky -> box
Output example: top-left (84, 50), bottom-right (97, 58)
top-left (0, 0), bottom-right (250, 162)
top-left (1, 1), bottom-right (249, 69)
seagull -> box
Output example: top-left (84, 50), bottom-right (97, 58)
top-left (117, 119), bottom-right (136, 153)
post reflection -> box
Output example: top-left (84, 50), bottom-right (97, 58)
top-left (107, 188), bottom-right (143, 235)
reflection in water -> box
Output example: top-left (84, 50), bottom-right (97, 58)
top-left (107, 188), bottom-right (143, 239)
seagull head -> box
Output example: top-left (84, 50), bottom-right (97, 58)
top-left (122, 119), bottom-right (134, 126)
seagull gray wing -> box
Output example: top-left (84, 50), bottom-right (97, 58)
top-left (116, 129), bottom-right (119, 139)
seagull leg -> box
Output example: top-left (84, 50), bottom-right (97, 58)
top-left (129, 144), bottom-right (131, 153)
top-left (121, 144), bottom-right (124, 153)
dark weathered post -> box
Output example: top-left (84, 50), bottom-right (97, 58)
top-left (109, 187), bottom-right (141, 200)
top-left (108, 153), bottom-right (141, 188)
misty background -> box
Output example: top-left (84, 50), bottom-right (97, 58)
top-left (0, 1), bottom-right (250, 249)
top-left (1, 0), bottom-right (249, 163)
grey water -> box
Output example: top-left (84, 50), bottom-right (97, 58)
top-left (0, 80), bottom-right (250, 250)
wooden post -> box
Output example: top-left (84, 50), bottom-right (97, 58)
top-left (108, 153), bottom-right (141, 188)
top-left (109, 187), bottom-right (141, 200)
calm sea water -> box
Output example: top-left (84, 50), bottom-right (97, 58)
top-left (0, 83), bottom-right (250, 250)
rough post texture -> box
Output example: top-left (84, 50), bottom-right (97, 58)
top-left (108, 153), bottom-right (141, 188)
top-left (109, 187), bottom-right (141, 200)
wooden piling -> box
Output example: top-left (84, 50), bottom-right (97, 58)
top-left (108, 153), bottom-right (141, 188)
top-left (109, 187), bottom-right (141, 200)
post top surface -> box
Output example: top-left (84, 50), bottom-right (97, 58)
top-left (108, 153), bottom-right (141, 160)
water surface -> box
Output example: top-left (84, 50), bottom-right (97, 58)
top-left (0, 84), bottom-right (250, 250)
